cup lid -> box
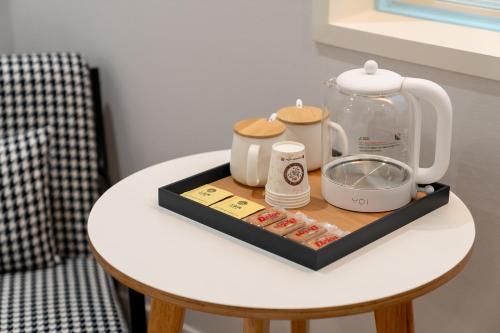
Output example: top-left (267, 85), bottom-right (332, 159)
top-left (276, 99), bottom-right (326, 125)
top-left (336, 60), bottom-right (403, 96)
top-left (233, 118), bottom-right (286, 138)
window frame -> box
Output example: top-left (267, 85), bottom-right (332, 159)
top-left (376, 0), bottom-right (500, 32)
top-left (313, 0), bottom-right (500, 81)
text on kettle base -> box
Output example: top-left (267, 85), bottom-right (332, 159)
top-left (352, 198), bottom-right (368, 205)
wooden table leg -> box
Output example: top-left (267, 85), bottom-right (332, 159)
top-left (243, 318), bottom-right (270, 333)
top-left (148, 299), bottom-right (185, 333)
top-left (374, 301), bottom-right (415, 333)
top-left (291, 320), bottom-right (309, 333)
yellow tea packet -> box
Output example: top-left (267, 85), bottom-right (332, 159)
top-left (181, 185), bottom-right (233, 206)
top-left (211, 196), bottom-right (265, 219)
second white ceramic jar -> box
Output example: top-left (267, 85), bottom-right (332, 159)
top-left (276, 100), bottom-right (327, 171)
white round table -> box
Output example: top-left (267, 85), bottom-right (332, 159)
top-left (88, 150), bottom-right (475, 333)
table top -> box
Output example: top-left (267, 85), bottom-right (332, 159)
top-left (88, 150), bottom-right (475, 319)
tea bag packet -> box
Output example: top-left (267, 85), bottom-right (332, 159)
top-left (287, 221), bottom-right (328, 243)
top-left (264, 211), bottom-right (309, 236)
top-left (245, 208), bottom-right (287, 227)
top-left (305, 224), bottom-right (349, 250)
top-left (181, 185), bottom-right (233, 206)
top-left (211, 196), bottom-right (265, 219)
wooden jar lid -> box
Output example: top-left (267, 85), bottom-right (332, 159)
top-left (276, 105), bottom-right (327, 125)
top-left (233, 118), bottom-right (286, 138)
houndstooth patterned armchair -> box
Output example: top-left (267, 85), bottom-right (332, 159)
top-left (0, 53), bottom-right (128, 332)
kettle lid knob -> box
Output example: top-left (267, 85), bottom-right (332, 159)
top-left (364, 60), bottom-right (378, 75)
top-left (335, 60), bottom-right (402, 95)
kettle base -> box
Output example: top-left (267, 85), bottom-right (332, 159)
top-left (321, 173), bottom-right (412, 212)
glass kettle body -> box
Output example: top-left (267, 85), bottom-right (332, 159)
top-left (322, 60), bottom-right (452, 212)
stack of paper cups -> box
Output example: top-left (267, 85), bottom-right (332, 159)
top-left (265, 141), bottom-right (310, 208)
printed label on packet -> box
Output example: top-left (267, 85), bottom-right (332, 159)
top-left (287, 223), bottom-right (327, 243)
top-left (246, 209), bottom-right (287, 227)
top-left (211, 196), bottom-right (265, 219)
top-left (265, 216), bottom-right (306, 236)
top-left (306, 232), bottom-right (340, 250)
top-left (181, 185), bottom-right (233, 206)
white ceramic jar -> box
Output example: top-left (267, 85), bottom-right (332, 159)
top-left (276, 100), bottom-right (327, 171)
top-left (230, 118), bottom-right (286, 187)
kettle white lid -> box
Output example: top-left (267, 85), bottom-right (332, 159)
top-left (335, 60), bottom-right (403, 96)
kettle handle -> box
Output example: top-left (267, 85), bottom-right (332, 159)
top-left (328, 120), bottom-right (349, 156)
top-left (402, 78), bottom-right (452, 184)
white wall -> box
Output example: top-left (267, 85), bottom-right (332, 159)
top-left (6, 1), bottom-right (500, 332)
top-left (0, 2), bottom-right (13, 53)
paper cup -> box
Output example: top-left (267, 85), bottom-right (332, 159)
top-left (265, 194), bottom-right (310, 208)
top-left (265, 141), bottom-right (310, 207)
top-left (265, 186), bottom-right (310, 199)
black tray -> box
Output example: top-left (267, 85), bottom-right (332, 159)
top-left (158, 163), bottom-right (449, 270)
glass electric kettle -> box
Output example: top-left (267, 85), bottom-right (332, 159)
top-left (322, 60), bottom-right (452, 212)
